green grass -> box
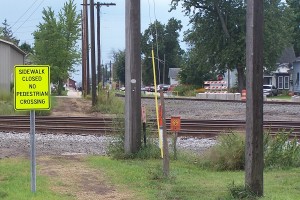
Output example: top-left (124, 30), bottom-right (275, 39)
top-left (0, 91), bottom-right (56, 116)
top-left (87, 156), bottom-right (300, 200)
top-left (0, 158), bottom-right (73, 200)
top-left (267, 95), bottom-right (291, 100)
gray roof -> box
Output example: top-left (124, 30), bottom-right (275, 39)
top-left (277, 46), bottom-right (296, 64)
top-left (0, 39), bottom-right (26, 56)
top-left (168, 68), bottom-right (180, 78)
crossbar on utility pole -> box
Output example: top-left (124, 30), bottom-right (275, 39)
top-left (245, 0), bottom-right (264, 196)
top-left (125, 0), bottom-right (141, 154)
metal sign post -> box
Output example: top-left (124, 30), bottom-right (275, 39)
top-left (30, 110), bottom-right (36, 192)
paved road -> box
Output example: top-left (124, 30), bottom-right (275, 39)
top-left (66, 89), bottom-right (82, 98)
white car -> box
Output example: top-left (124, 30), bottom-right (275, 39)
top-left (263, 85), bottom-right (278, 96)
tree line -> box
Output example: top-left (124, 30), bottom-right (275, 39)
top-left (2, 0), bottom-right (300, 93)
top-left (1, 0), bottom-right (80, 95)
top-left (113, 0), bottom-right (300, 92)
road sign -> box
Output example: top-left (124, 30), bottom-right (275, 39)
top-left (170, 116), bottom-right (181, 132)
top-left (14, 65), bottom-right (50, 110)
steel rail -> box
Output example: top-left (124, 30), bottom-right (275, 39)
top-left (0, 116), bottom-right (299, 138)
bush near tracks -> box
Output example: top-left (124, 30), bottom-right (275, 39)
top-left (92, 89), bottom-right (124, 114)
top-left (196, 131), bottom-right (300, 171)
top-left (108, 114), bottom-right (161, 160)
top-left (173, 84), bottom-right (198, 96)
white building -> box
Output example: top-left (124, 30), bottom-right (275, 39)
top-left (0, 39), bottom-right (26, 92)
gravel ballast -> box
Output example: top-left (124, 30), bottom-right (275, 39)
top-left (0, 131), bottom-right (217, 158)
top-left (1, 99), bottom-right (299, 158)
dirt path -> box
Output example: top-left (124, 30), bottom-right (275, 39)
top-left (42, 96), bottom-right (132, 199)
top-left (51, 97), bottom-right (93, 117)
top-left (51, 96), bottom-right (115, 118)
top-left (38, 155), bottom-right (134, 200)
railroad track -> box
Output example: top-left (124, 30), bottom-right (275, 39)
top-left (0, 115), bottom-right (300, 138)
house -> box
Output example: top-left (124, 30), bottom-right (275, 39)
top-left (168, 68), bottom-right (180, 85)
top-left (264, 46), bottom-right (295, 92)
top-left (0, 39), bottom-right (26, 92)
top-left (66, 78), bottom-right (77, 90)
top-left (292, 57), bottom-right (300, 95)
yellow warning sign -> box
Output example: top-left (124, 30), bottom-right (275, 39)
top-left (14, 65), bottom-right (50, 110)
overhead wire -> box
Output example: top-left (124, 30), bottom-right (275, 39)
top-left (11, 0), bottom-right (39, 28)
top-left (13, 0), bottom-right (45, 34)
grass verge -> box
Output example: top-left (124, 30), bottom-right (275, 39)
top-left (87, 156), bottom-right (300, 200)
top-left (0, 158), bottom-right (73, 200)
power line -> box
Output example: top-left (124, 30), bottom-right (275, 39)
top-left (13, 0), bottom-right (45, 34)
top-left (11, 0), bottom-right (39, 28)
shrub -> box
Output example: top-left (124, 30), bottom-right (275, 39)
top-left (107, 115), bottom-right (161, 159)
top-left (173, 84), bottom-right (198, 96)
top-left (264, 130), bottom-right (300, 169)
top-left (226, 182), bottom-right (258, 200)
top-left (94, 89), bottom-right (124, 114)
top-left (199, 132), bottom-right (245, 171)
top-left (197, 130), bottom-right (300, 171)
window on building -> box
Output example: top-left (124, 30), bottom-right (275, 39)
top-left (278, 76), bottom-right (283, 89)
top-left (284, 76), bottom-right (289, 89)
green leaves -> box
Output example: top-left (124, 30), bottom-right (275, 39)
top-left (172, 0), bottom-right (294, 88)
top-left (141, 19), bottom-right (184, 85)
top-left (0, 19), bottom-right (19, 45)
top-left (33, 0), bottom-right (81, 95)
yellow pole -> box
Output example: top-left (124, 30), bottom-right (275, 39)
top-left (151, 49), bottom-right (163, 157)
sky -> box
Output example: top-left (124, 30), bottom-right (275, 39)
top-left (0, 0), bottom-right (189, 83)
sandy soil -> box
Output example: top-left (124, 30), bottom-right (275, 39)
top-left (38, 155), bottom-right (135, 200)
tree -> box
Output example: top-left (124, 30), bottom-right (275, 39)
top-left (19, 42), bottom-right (33, 54)
top-left (33, 0), bottom-right (81, 95)
top-left (171, 0), bottom-right (293, 91)
top-left (141, 19), bottom-right (184, 85)
top-left (286, 0), bottom-right (300, 57)
top-left (0, 19), bottom-right (19, 45)
top-left (112, 50), bottom-right (126, 85)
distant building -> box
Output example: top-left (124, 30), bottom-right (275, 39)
top-left (264, 46), bottom-right (295, 91)
top-left (168, 68), bottom-right (180, 85)
top-left (0, 39), bottom-right (26, 92)
top-left (66, 78), bottom-right (77, 90)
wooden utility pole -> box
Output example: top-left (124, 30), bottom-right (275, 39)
top-left (163, 54), bottom-right (166, 84)
top-left (81, 10), bottom-right (86, 96)
top-left (96, 2), bottom-right (116, 86)
top-left (109, 60), bottom-right (112, 83)
top-left (124, 0), bottom-right (141, 154)
top-left (86, 2), bottom-right (90, 95)
top-left (96, 2), bottom-right (101, 86)
top-left (90, 0), bottom-right (97, 106)
top-left (245, 0), bottom-right (264, 196)
top-left (82, 2), bottom-right (88, 97)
